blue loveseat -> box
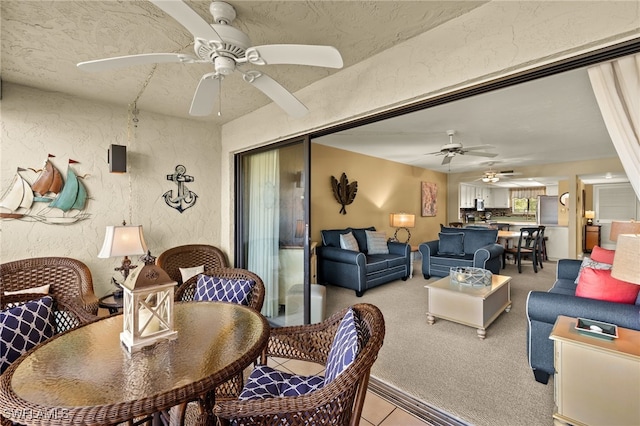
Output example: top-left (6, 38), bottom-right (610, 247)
top-left (526, 258), bottom-right (640, 384)
top-left (317, 227), bottom-right (410, 297)
top-left (419, 226), bottom-right (504, 279)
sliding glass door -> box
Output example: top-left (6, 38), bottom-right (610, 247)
top-left (235, 136), bottom-right (312, 326)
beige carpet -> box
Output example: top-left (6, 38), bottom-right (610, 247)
top-left (325, 260), bottom-right (557, 426)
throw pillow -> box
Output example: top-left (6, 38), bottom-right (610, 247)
top-left (575, 267), bottom-right (640, 304)
top-left (590, 246), bottom-right (615, 264)
top-left (194, 275), bottom-right (256, 305)
top-left (324, 307), bottom-right (361, 384)
top-left (238, 364), bottom-right (325, 400)
top-left (438, 232), bottom-right (465, 255)
top-left (1, 296), bottom-right (55, 373)
top-left (4, 284), bottom-right (51, 296)
top-left (179, 265), bottom-right (204, 283)
top-left (365, 230), bottom-right (389, 255)
top-left (574, 256), bottom-right (612, 284)
top-left (339, 232), bottom-right (360, 252)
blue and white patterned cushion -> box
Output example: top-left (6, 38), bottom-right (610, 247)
top-left (238, 364), bottom-right (325, 400)
top-left (194, 275), bottom-right (255, 305)
top-left (324, 308), bottom-right (361, 384)
top-left (365, 230), bottom-right (389, 255)
top-left (339, 231), bottom-right (360, 252)
top-left (1, 296), bottom-right (55, 373)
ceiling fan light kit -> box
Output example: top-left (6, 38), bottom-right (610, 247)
top-left (77, 0), bottom-right (344, 118)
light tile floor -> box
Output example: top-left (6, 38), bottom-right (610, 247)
top-left (270, 357), bottom-right (432, 426)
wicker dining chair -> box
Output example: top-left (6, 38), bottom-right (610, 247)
top-left (1, 257), bottom-right (99, 317)
top-left (156, 244), bottom-right (228, 289)
top-left (213, 303), bottom-right (385, 426)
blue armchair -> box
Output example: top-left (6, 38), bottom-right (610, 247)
top-left (419, 226), bottom-right (504, 279)
top-left (317, 227), bottom-right (410, 297)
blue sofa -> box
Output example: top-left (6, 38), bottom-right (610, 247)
top-left (419, 226), bottom-right (504, 279)
top-left (317, 227), bottom-right (410, 297)
top-left (526, 259), bottom-right (640, 384)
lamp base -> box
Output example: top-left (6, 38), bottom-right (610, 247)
top-left (587, 219), bottom-right (593, 225)
top-left (393, 227), bottom-right (411, 244)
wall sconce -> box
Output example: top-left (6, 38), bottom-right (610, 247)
top-left (584, 210), bottom-right (595, 225)
top-left (390, 213), bottom-right (415, 243)
top-left (98, 223), bottom-right (148, 294)
top-left (120, 253), bottom-right (178, 353)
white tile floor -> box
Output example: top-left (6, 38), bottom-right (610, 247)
top-left (270, 357), bottom-right (432, 426)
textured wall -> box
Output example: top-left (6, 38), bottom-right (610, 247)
top-left (1, 84), bottom-right (221, 296)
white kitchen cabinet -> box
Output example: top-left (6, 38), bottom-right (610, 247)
top-left (459, 183), bottom-right (476, 208)
top-left (490, 188), bottom-right (510, 208)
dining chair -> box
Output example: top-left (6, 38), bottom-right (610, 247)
top-left (537, 225), bottom-right (547, 267)
top-left (449, 222), bottom-right (464, 228)
top-left (156, 244), bottom-right (229, 290)
top-left (504, 227), bottom-right (541, 273)
top-left (213, 303), bottom-right (385, 426)
top-left (1, 257), bottom-right (99, 317)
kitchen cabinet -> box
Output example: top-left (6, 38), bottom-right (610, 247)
top-left (459, 183), bottom-right (476, 208)
top-left (489, 188), bottom-right (510, 208)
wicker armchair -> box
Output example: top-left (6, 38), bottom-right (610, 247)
top-left (1, 257), bottom-right (99, 316)
top-left (156, 244), bottom-right (228, 289)
top-left (213, 303), bottom-right (385, 426)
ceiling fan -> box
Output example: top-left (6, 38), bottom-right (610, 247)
top-left (77, 0), bottom-right (344, 118)
top-left (425, 130), bottom-right (497, 165)
top-left (476, 165), bottom-right (521, 183)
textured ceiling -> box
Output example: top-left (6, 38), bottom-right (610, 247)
top-left (1, 0), bottom-right (486, 123)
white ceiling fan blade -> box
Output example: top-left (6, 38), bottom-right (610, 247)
top-left (77, 53), bottom-right (197, 71)
top-left (189, 73), bottom-right (220, 116)
top-left (464, 144), bottom-right (496, 151)
top-left (149, 0), bottom-right (221, 41)
top-left (441, 155), bottom-right (453, 165)
top-left (247, 73), bottom-right (309, 118)
top-left (246, 45), bottom-right (343, 68)
top-left (464, 151), bottom-right (498, 158)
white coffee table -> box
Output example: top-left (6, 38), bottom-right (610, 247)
top-left (425, 274), bottom-right (512, 339)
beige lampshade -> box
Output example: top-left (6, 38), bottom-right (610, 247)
top-left (611, 234), bottom-right (640, 284)
top-left (609, 220), bottom-right (640, 241)
top-left (584, 211), bottom-right (595, 220)
top-left (390, 213), bottom-right (415, 228)
top-left (98, 225), bottom-right (148, 258)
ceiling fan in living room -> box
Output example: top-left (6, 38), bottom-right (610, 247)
top-left (77, 0), bottom-right (344, 118)
top-left (475, 163), bottom-right (521, 183)
top-left (425, 130), bottom-right (498, 165)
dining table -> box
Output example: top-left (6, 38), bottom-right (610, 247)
top-left (0, 301), bottom-right (269, 426)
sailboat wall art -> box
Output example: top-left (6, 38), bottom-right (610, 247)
top-left (0, 154), bottom-right (90, 224)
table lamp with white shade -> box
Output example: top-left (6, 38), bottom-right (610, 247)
top-left (98, 223), bottom-right (148, 295)
top-left (611, 234), bottom-right (640, 285)
top-left (390, 213), bottom-right (415, 243)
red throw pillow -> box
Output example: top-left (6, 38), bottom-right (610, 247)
top-left (590, 246), bottom-right (615, 264)
top-left (576, 267), bottom-right (640, 304)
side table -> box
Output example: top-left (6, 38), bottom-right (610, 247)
top-left (98, 293), bottom-right (124, 314)
top-left (550, 315), bottom-right (640, 426)
top-left (410, 245), bottom-right (422, 278)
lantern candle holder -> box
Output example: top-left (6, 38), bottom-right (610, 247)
top-left (120, 252), bottom-right (178, 353)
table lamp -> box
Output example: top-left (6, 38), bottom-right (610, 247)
top-left (609, 220), bottom-right (640, 242)
top-left (98, 223), bottom-right (148, 287)
top-left (390, 213), bottom-right (415, 243)
top-left (584, 211), bottom-right (595, 225)
top-left (611, 234), bottom-right (640, 285)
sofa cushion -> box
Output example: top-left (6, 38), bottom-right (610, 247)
top-left (179, 265), bottom-right (204, 283)
top-left (339, 232), bottom-right (360, 252)
top-left (325, 308), bottom-right (361, 384)
top-left (365, 230), bottom-right (389, 255)
top-left (364, 256), bottom-right (389, 273)
top-left (591, 246), bottom-right (615, 264)
top-left (321, 229), bottom-right (351, 248)
top-left (1, 296), bottom-right (55, 374)
top-left (438, 232), bottom-right (465, 255)
top-left (238, 364), bottom-right (325, 400)
top-left (574, 256), bottom-right (612, 284)
top-left (461, 229), bottom-right (498, 254)
top-left (575, 267), bottom-right (640, 304)
top-left (194, 275), bottom-right (255, 305)
top-left (350, 227), bottom-right (375, 253)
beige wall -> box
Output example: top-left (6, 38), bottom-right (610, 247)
top-left (1, 84), bottom-right (221, 296)
top-left (311, 144), bottom-right (447, 245)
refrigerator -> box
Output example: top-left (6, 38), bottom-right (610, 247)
top-left (537, 195), bottom-right (558, 225)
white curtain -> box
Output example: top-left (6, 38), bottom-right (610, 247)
top-left (247, 150), bottom-right (280, 318)
top-left (587, 54), bottom-right (640, 200)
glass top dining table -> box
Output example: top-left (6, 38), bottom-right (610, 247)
top-left (0, 301), bottom-right (269, 425)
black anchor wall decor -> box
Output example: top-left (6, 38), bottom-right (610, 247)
top-left (331, 173), bottom-right (358, 215)
top-left (163, 165), bottom-right (198, 213)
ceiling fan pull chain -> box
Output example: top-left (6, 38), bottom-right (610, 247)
top-left (218, 77), bottom-right (222, 117)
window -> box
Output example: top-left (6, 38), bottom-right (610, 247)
top-left (510, 188), bottom-right (545, 214)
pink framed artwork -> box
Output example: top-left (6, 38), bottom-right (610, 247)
top-left (421, 182), bottom-right (437, 217)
